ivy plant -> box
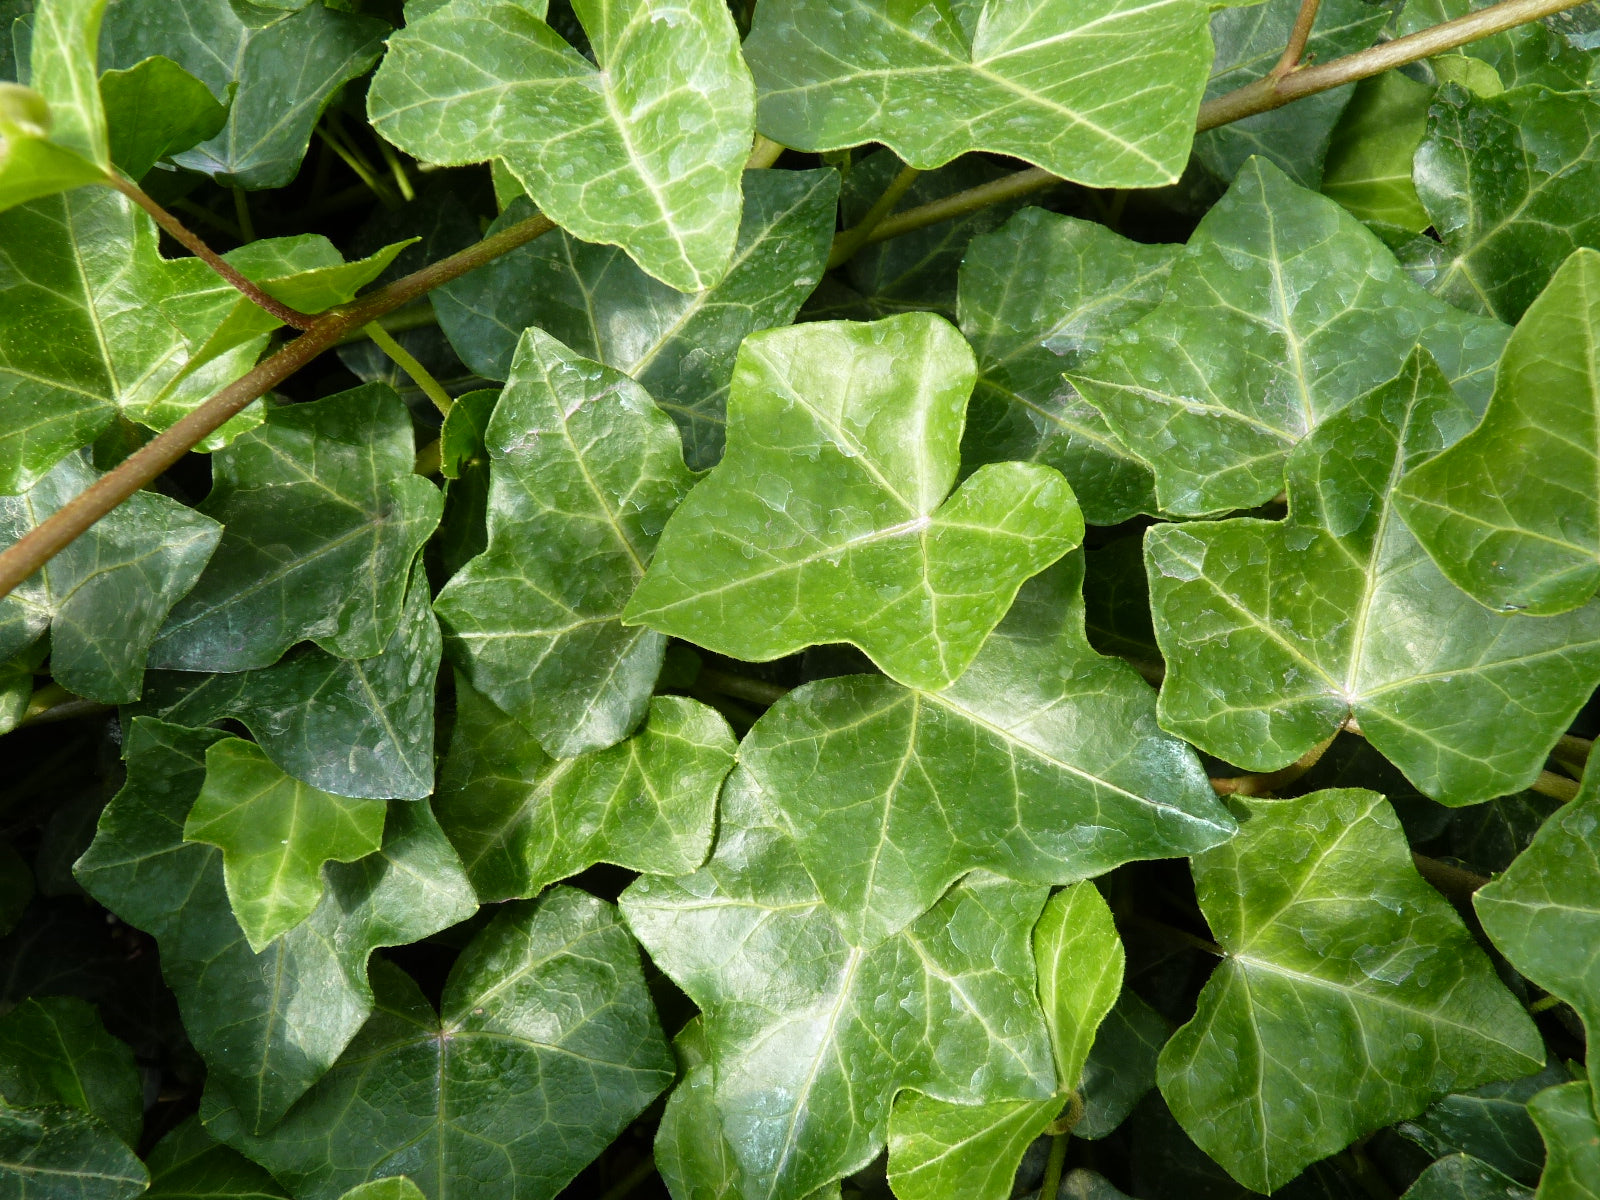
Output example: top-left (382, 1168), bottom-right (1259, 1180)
top-left (2, 0), bottom-right (1600, 1197)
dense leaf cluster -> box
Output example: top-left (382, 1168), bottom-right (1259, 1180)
top-left (1, 0), bottom-right (1599, 1197)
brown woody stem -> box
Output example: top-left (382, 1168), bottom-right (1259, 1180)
top-left (1272, 0), bottom-right (1324, 77)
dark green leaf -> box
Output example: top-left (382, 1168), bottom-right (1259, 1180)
top-left (957, 207), bottom-right (1172, 526)
top-left (435, 676), bottom-right (734, 902)
top-left (98, 55), bottom-right (226, 180)
top-left (0, 1106), bottom-right (146, 1200)
top-left (1401, 1154), bottom-right (1533, 1200)
top-left (144, 1117), bottom-right (289, 1200)
top-left (625, 313), bottom-right (1083, 691)
top-left (434, 327), bottom-right (695, 756)
top-left (1396, 249), bottom-right (1600, 615)
top-left (432, 167), bottom-right (840, 469)
top-left (1397, 0), bottom-right (1599, 91)
top-left (150, 385), bottom-right (442, 671)
top-left (1076, 988), bottom-right (1170, 1140)
top-left (205, 889), bottom-right (675, 1200)
top-left (0, 997), bottom-right (140, 1148)
top-left (1147, 350), bottom-right (1600, 804)
top-left (0, 452), bottom-right (221, 702)
top-left (1072, 158), bottom-right (1507, 516)
top-left (368, 0), bottom-right (753, 292)
top-left (74, 718), bottom-right (477, 1133)
top-left (1399, 1064), bottom-right (1567, 1185)
top-left (1158, 789), bottom-right (1544, 1194)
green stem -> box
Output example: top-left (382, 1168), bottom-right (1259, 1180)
top-left (376, 137), bottom-right (417, 203)
top-left (828, 163), bottom-right (922, 268)
top-left (365, 322), bottom-right (453, 417)
top-left (1039, 1129), bottom-right (1070, 1200)
top-left (1532, 770), bottom-right (1580, 803)
top-left (1412, 852), bottom-right (1488, 902)
top-left (1528, 993), bottom-right (1564, 1015)
top-left (317, 118), bottom-right (398, 208)
top-left (231, 186), bottom-right (255, 242)
top-left (1124, 914), bottom-right (1224, 957)
top-left (697, 667), bottom-right (792, 708)
top-left (746, 133), bottom-right (786, 170)
top-left (335, 305), bottom-right (441, 346)
top-left (1210, 734), bottom-right (1336, 797)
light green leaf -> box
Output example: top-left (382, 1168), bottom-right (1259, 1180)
top-left (0, 997), bottom-right (140, 1148)
top-left (886, 882), bottom-right (1124, 1200)
top-left (150, 384), bottom-right (443, 670)
top-left (1147, 350), bottom-right (1600, 804)
top-left (432, 167), bottom-right (840, 469)
top-left (29, 0), bottom-right (107, 163)
top-left (337, 1181), bottom-right (425, 1200)
top-left (741, 556), bottom-right (1233, 945)
top-left (1402, 85), bottom-right (1600, 323)
top-left (1475, 761), bottom-right (1600, 1101)
top-left (957, 206), bottom-right (1173, 526)
top-left (74, 719), bottom-right (477, 1133)
top-left (435, 676), bottom-right (734, 902)
top-left (0, 452), bottom-right (221, 702)
top-left (135, 568), bottom-right (440, 800)
top-left (368, 0), bottom-right (754, 292)
top-left (99, 55), bottom-right (227, 180)
top-left (1402, 1155), bottom-right (1533, 1200)
top-left (1321, 70), bottom-right (1434, 240)
top-left (622, 777), bottom-right (1057, 1200)
top-left (1192, 0), bottom-right (1391, 190)
top-left (0, 1107), bottom-right (146, 1200)
top-left (0, 81), bottom-right (107, 212)
top-left (204, 889), bottom-right (675, 1200)
top-left (184, 738), bottom-right (388, 952)
top-left (624, 313), bottom-right (1083, 691)
top-left (1071, 157), bottom-right (1508, 516)
top-left (99, 0), bottom-right (388, 189)
top-left (1529, 1082), bottom-right (1600, 1200)
top-left (1397, 249), bottom-right (1600, 615)
top-left (1157, 789), bottom-right (1544, 1194)
top-left (743, 0), bottom-right (1229, 189)
top-left (434, 327), bottom-right (696, 756)
top-left (144, 1117), bottom-right (289, 1200)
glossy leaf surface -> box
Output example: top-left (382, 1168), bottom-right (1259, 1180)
top-left (1321, 71), bottom-right (1434, 240)
top-left (625, 313), bottom-right (1083, 690)
top-left (0, 997), bottom-right (141, 1148)
top-left (1158, 789), bottom-right (1545, 1193)
top-left (1402, 1154), bottom-right (1533, 1200)
top-left (0, 1107), bottom-right (146, 1200)
top-left (369, 0), bottom-right (753, 292)
top-left (1148, 351), bottom-right (1600, 804)
top-left (1529, 1082), bottom-right (1600, 1200)
top-left (98, 54), bottom-right (226, 180)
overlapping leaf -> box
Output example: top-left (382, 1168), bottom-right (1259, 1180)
top-left (432, 168), bottom-right (839, 468)
top-left (1147, 351), bottom-right (1600, 804)
top-left (1403, 1154), bottom-right (1533, 1200)
top-left (434, 677), bottom-right (734, 902)
top-left (434, 327), bottom-right (695, 757)
top-left (0, 997), bottom-right (139, 1152)
top-left (1072, 158), bottom-right (1508, 516)
top-left (150, 385), bottom-right (442, 671)
top-left (205, 890), bottom-right (675, 1200)
top-left (1400, 1064), bottom-right (1567, 1185)
top-left (74, 719), bottom-right (477, 1134)
top-left (1158, 789), bottom-right (1545, 1193)
top-left (1321, 71), bottom-right (1434, 241)
top-left (885, 883), bottom-right (1123, 1200)
top-left (625, 313), bottom-right (1083, 691)
top-left (0, 1106), bottom-right (146, 1200)
top-left (99, 55), bottom-right (227, 180)
top-left (957, 207), bottom-right (1173, 525)
top-left (1076, 990), bottom-right (1170, 1139)
top-left (0, 452), bottom-right (220, 702)
top-left (1397, 249), bottom-right (1600, 615)
top-left (99, 0), bottom-right (388, 190)
top-left (1529, 1082), bottom-right (1600, 1200)
top-left (623, 777), bottom-right (1057, 1200)
top-left (368, 0), bottom-right (753, 292)
top-left (740, 556), bottom-right (1234, 945)
top-left (1398, 0), bottom-right (1600, 91)
top-left (143, 1118), bottom-right (288, 1200)
top-left (743, 0), bottom-right (1232, 189)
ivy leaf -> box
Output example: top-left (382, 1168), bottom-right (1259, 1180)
top-left (99, 0), bottom-right (388, 190)
top-left (150, 384), bottom-right (443, 671)
top-left (1528, 1082), bottom-right (1600, 1200)
top-left (1475, 762), bottom-right (1600, 1101)
top-left (1402, 85), bottom-right (1600, 323)
top-left (624, 313), bottom-right (1084, 691)
top-left (338, 1181), bottom-right (426, 1200)
top-left (0, 87), bottom-right (107, 212)
top-left (743, 0), bottom-right (1233, 190)
top-left (184, 738), bottom-right (387, 952)
top-left (1157, 789), bottom-right (1544, 1194)
top-left (1398, 0), bottom-right (1599, 91)
top-left (1147, 350), bottom-right (1600, 804)
top-left (957, 206), bottom-right (1173, 526)
top-left (1400, 1065), bottom-right (1567, 1185)
top-left (74, 718), bottom-right (477, 1133)
top-left (135, 567), bottom-right (441, 801)
top-left (622, 777), bottom-right (1057, 1200)
top-left (0, 1107), bottom-right (146, 1200)
top-left (1396, 249), bottom-right (1600, 616)
top-left (0, 452), bottom-right (221, 703)
top-left (204, 889), bottom-right (675, 1200)
top-left (27, 0), bottom-right (107, 163)
top-left (0, 997), bottom-right (140, 1148)
top-left (740, 556), bottom-right (1234, 945)
top-left (434, 327), bottom-right (696, 757)
top-left (1402, 1155), bottom-right (1533, 1200)
top-left (1076, 989), bottom-right (1170, 1139)
top-left (98, 55), bottom-right (227, 180)
top-left (1071, 158), bottom-right (1508, 516)
top-left (1321, 71), bottom-right (1434, 242)
top-left (368, 0), bottom-right (753, 292)
top-left (885, 882), bottom-right (1124, 1200)
top-left (435, 677), bottom-right (734, 902)
top-left (144, 1117), bottom-right (289, 1200)
top-left (432, 168), bottom-right (840, 469)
